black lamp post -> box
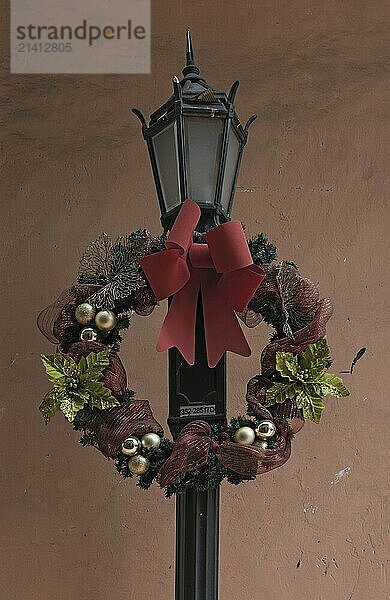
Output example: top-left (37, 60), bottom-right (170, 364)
top-left (133, 30), bottom-right (256, 600)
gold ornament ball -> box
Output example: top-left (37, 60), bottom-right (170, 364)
top-left (253, 439), bottom-right (268, 450)
top-left (141, 433), bottom-right (161, 450)
top-left (121, 436), bottom-right (141, 456)
top-left (75, 303), bottom-right (96, 325)
top-left (128, 455), bottom-right (150, 475)
top-left (95, 310), bottom-right (117, 332)
top-left (255, 420), bottom-right (276, 440)
top-left (80, 327), bottom-right (98, 342)
top-left (233, 426), bottom-right (256, 445)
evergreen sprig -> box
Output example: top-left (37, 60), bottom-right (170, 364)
top-left (164, 452), bottom-right (254, 497)
top-left (247, 232), bottom-right (277, 265)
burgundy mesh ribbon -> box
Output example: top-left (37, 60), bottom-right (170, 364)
top-left (37, 284), bottom-right (102, 344)
top-left (37, 285), bottom-right (127, 395)
top-left (96, 399), bottom-right (164, 458)
top-left (246, 263), bottom-right (332, 430)
top-left (158, 419), bottom-right (297, 488)
top-left (246, 299), bottom-right (332, 418)
top-left (272, 399), bottom-right (305, 435)
top-left (133, 285), bottom-right (158, 316)
top-left (240, 263), bottom-right (320, 330)
top-left (260, 298), bottom-right (333, 375)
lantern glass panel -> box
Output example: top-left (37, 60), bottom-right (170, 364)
top-left (152, 121), bottom-right (181, 212)
top-left (183, 116), bottom-right (224, 204)
top-left (220, 127), bottom-right (241, 214)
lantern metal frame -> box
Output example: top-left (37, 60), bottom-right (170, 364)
top-left (132, 29), bottom-right (257, 231)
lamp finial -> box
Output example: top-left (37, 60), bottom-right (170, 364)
top-left (183, 28), bottom-right (200, 77)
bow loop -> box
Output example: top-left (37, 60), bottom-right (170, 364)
top-left (140, 201), bottom-right (201, 300)
top-left (167, 199), bottom-right (201, 251)
top-left (205, 221), bottom-right (253, 273)
top-left (141, 248), bottom-right (189, 300)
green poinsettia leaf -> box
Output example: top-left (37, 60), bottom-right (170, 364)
top-left (41, 354), bottom-right (68, 381)
top-left (85, 350), bottom-right (110, 373)
top-left (86, 380), bottom-right (119, 410)
top-left (300, 337), bottom-right (331, 376)
top-left (267, 337), bottom-right (349, 423)
top-left (295, 389), bottom-right (324, 424)
top-left (265, 382), bottom-right (300, 406)
top-left (79, 351), bottom-right (111, 387)
top-left (78, 355), bottom-right (87, 374)
top-left (317, 373), bottom-right (350, 398)
top-left (39, 389), bottom-right (64, 424)
top-left (41, 353), bottom-right (80, 385)
top-left (75, 389), bottom-right (90, 403)
top-left (40, 349), bottom-right (114, 424)
top-left (275, 352), bottom-right (300, 381)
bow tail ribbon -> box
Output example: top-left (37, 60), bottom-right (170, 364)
top-left (156, 264), bottom-right (200, 364)
top-left (156, 266), bottom-right (259, 366)
top-left (201, 265), bottom-right (264, 366)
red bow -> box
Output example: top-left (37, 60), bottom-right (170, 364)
top-left (140, 200), bottom-right (265, 368)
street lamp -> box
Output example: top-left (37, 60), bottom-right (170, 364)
top-left (133, 28), bottom-right (256, 231)
top-left (133, 30), bottom-right (257, 600)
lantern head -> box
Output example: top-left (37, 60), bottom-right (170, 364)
top-left (133, 29), bottom-right (256, 231)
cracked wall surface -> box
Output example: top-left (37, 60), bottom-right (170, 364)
top-left (1, 1), bottom-right (389, 599)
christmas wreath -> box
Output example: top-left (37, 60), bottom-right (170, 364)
top-left (37, 200), bottom-right (349, 496)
